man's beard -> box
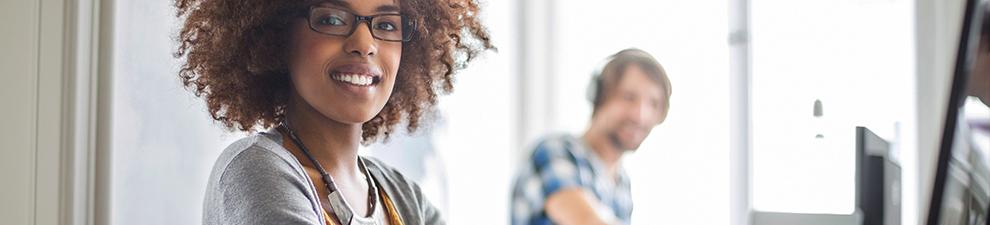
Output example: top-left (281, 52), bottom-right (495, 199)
top-left (607, 132), bottom-right (629, 153)
top-left (606, 123), bottom-right (648, 152)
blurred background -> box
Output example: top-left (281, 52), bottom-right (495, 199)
top-left (2, 0), bottom-right (987, 225)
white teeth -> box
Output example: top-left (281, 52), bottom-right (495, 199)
top-left (334, 73), bottom-right (374, 86)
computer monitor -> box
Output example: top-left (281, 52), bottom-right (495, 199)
top-left (857, 127), bottom-right (900, 225)
top-left (926, 0), bottom-right (990, 224)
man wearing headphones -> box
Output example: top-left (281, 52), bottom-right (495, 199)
top-left (510, 48), bottom-right (672, 225)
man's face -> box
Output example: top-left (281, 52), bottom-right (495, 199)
top-left (592, 65), bottom-right (667, 152)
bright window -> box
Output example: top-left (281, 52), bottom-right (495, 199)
top-left (749, 0), bottom-right (914, 215)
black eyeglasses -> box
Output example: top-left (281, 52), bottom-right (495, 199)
top-left (306, 6), bottom-right (416, 42)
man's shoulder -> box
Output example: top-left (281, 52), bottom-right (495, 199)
top-left (529, 133), bottom-right (586, 165)
top-left (533, 133), bottom-right (582, 152)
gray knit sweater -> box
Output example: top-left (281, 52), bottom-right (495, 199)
top-left (202, 129), bottom-right (444, 225)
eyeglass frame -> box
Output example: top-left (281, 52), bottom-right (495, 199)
top-left (302, 5), bottom-right (417, 42)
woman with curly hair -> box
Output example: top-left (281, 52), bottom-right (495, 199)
top-left (174, 0), bottom-right (492, 224)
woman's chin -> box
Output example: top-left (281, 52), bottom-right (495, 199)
top-left (314, 101), bottom-right (386, 125)
top-left (323, 112), bottom-right (379, 125)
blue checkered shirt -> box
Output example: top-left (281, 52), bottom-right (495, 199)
top-left (510, 134), bottom-right (633, 225)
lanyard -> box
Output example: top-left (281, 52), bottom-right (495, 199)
top-left (281, 122), bottom-right (381, 225)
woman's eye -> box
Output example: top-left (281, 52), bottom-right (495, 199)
top-left (318, 16), bottom-right (346, 26)
top-left (375, 22), bottom-right (397, 31)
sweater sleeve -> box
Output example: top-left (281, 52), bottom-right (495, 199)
top-left (213, 147), bottom-right (322, 225)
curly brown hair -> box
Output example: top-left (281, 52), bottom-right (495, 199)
top-left (174, 0), bottom-right (493, 143)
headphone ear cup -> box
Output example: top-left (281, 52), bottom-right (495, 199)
top-left (587, 54), bottom-right (615, 107)
top-left (586, 73), bottom-right (600, 105)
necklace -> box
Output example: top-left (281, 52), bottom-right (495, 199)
top-left (281, 122), bottom-right (381, 225)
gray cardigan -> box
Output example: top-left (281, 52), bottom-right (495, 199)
top-left (202, 129), bottom-right (444, 225)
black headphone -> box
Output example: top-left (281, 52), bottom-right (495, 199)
top-left (586, 55), bottom-right (614, 108)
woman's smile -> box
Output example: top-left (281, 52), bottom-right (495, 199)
top-left (327, 63), bottom-right (385, 98)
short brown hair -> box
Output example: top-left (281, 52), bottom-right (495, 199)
top-left (590, 48), bottom-right (672, 123)
top-left (173, 0), bottom-right (493, 143)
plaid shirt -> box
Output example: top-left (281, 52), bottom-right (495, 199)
top-left (511, 134), bottom-right (633, 225)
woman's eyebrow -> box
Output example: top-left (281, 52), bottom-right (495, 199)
top-left (375, 4), bottom-right (400, 13)
top-left (321, 0), bottom-right (350, 8)
top-left (317, 1), bottom-right (400, 13)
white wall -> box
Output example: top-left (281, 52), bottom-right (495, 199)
top-left (431, 1), bottom-right (519, 224)
top-left (915, 1), bottom-right (967, 225)
top-left (0, 0), bottom-right (71, 224)
top-left (108, 0), bottom-right (243, 224)
top-left (0, 0), bottom-right (45, 224)
top-left (749, 0), bottom-right (914, 216)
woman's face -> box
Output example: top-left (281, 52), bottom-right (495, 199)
top-left (287, 0), bottom-right (402, 125)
